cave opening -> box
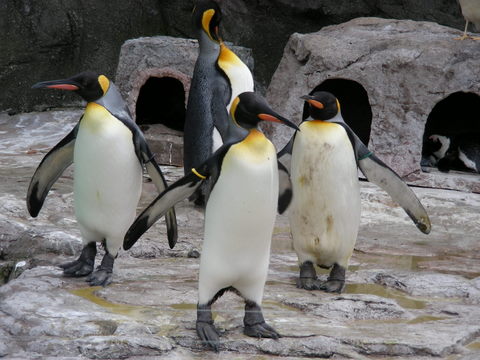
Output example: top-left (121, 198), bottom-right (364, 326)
top-left (135, 76), bottom-right (185, 132)
top-left (422, 91), bottom-right (480, 174)
top-left (304, 78), bottom-right (373, 145)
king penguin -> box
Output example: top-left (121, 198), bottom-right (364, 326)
top-left (184, 0), bottom-right (254, 206)
top-left (278, 91), bottom-right (431, 293)
top-left (27, 71), bottom-right (178, 286)
top-left (124, 91), bottom-right (298, 351)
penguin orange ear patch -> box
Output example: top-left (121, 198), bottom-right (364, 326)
top-left (307, 99), bottom-right (324, 109)
top-left (46, 84), bottom-right (79, 91)
top-left (258, 113), bottom-right (282, 123)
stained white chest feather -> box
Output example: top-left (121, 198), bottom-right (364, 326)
top-left (289, 121), bottom-right (361, 268)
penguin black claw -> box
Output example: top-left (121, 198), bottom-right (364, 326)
top-left (318, 280), bottom-right (345, 293)
top-left (86, 270), bottom-right (113, 287)
top-left (296, 277), bottom-right (324, 291)
top-left (244, 322), bottom-right (281, 339)
top-left (61, 260), bottom-right (94, 277)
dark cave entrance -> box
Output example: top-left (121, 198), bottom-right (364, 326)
top-left (422, 91), bottom-right (480, 173)
top-left (135, 76), bottom-right (186, 132)
top-left (304, 78), bottom-right (373, 145)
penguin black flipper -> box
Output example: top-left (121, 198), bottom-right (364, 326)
top-left (277, 161), bottom-right (293, 214)
top-left (124, 145), bottom-right (230, 250)
top-left (27, 123), bottom-right (79, 217)
top-left (211, 78), bottom-right (231, 142)
top-left (139, 143), bottom-right (179, 249)
top-left (277, 134), bottom-right (295, 160)
top-left (276, 134), bottom-right (297, 214)
top-left (338, 122), bottom-right (432, 234)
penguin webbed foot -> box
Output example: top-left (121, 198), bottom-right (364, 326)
top-left (86, 269), bottom-right (113, 287)
top-left (196, 303), bottom-right (220, 352)
top-left (296, 261), bottom-right (323, 290)
top-left (196, 321), bottom-right (220, 352)
top-left (318, 279), bottom-right (345, 293)
top-left (244, 322), bottom-right (280, 339)
top-left (60, 242), bottom-right (96, 277)
top-left (243, 301), bottom-right (281, 340)
top-left (320, 263), bottom-right (346, 293)
top-left (86, 252), bottom-right (114, 287)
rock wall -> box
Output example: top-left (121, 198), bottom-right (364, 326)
top-left (114, 36), bottom-right (254, 166)
top-left (0, 0), bottom-right (465, 113)
top-left (265, 17), bottom-right (480, 192)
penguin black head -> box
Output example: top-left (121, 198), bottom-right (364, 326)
top-left (32, 71), bottom-right (110, 103)
top-left (230, 92), bottom-right (299, 131)
top-left (301, 91), bottom-right (340, 121)
top-left (192, 0), bottom-right (222, 42)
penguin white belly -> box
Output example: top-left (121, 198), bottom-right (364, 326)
top-left (289, 121), bottom-right (360, 268)
top-left (198, 130), bottom-right (278, 304)
top-left (74, 103), bottom-right (142, 248)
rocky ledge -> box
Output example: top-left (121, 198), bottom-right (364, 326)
top-left (0, 110), bottom-right (479, 359)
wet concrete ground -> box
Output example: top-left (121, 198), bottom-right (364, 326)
top-left (0, 110), bottom-right (479, 359)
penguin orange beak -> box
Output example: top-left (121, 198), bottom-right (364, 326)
top-left (301, 95), bottom-right (324, 110)
top-left (258, 113), bottom-right (299, 131)
top-left (32, 78), bottom-right (80, 91)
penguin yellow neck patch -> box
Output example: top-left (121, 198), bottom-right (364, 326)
top-left (98, 75), bottom-right (110, 95)
top-left (231, 129), bottom-right (274, 163)
top-left (218, 43), bottom-right (244, 70)
top-left (230, 97), bottom-right (240, 125)
top-left (302, 120), bottom-right (338, 131)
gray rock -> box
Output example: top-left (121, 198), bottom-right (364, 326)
top-left (265, 17), bottom-right (480, 192)
top-left (115, 36), bottom-right (254, 120)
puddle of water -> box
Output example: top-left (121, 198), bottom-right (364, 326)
top-left (169, 303), bottom-right (196, 311)
top-left (70, 287), bottom-right (200, 336)
top-left (406, 315), bottom-right (447, 324)
top-left (354, 252), bottom-right (480, 279)
top-left (357, 315), bottom-right (448, 326)
top-left (345, 283), bottom-right (427, 309)
top-left (70, 286), bottom-right (159, 320)
top-left (467, 341), bottom-right (480, 350)
top-left (262, 299), bottom-right (303, 313)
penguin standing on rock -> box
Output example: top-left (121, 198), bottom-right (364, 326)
top-left (27, 71), bottom-right (177, 286)
top-left (456, 0), bottom-right (480, 40)
top-left (125, 92), bottom-right (298, 351)
top-left (279, 91), bottom-right (431, 293)
top-left (184, 0), bottom-right (254, 206)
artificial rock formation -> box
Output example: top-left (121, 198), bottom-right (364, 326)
top-left (1, 0), bottom-right (464, 114)
top-left (114, 36), bottom-right (254, 166)
top-left (266, 17), bottom-right (480, 192)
